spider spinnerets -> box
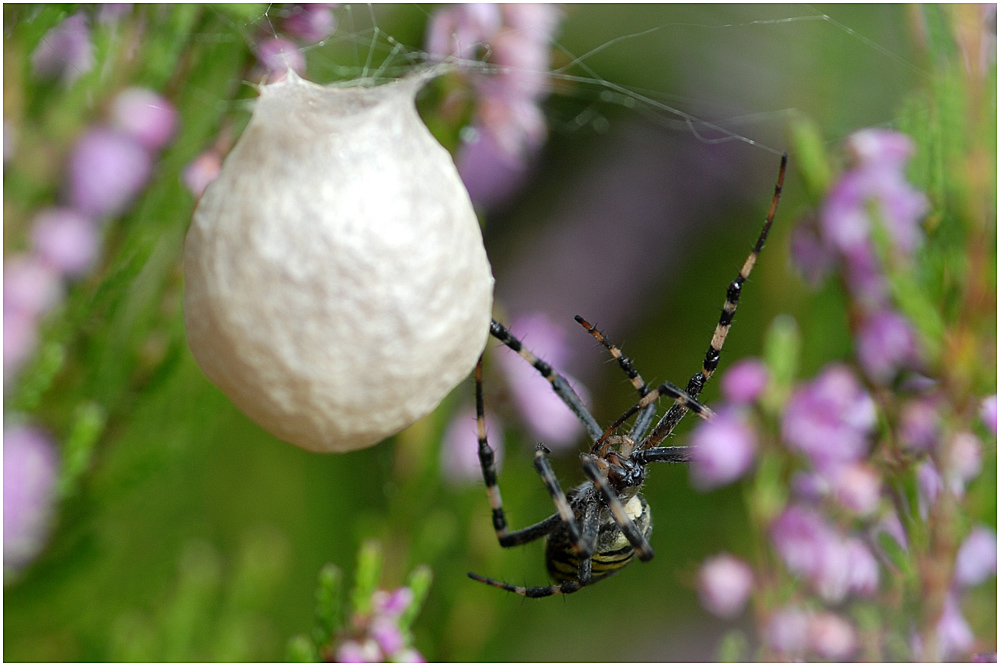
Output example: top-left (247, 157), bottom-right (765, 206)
top-left (468, 154), bottom-right (787, 597)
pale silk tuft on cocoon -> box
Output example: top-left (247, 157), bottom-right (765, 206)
top-left (184, 70), bottom-right (494, 452)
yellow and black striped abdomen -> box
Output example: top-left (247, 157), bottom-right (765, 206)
top-left (544, 494), bottom-right (651, 584)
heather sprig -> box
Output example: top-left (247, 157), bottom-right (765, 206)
top-left (289, 542), bottom-right (431, 663)
top-left (686, 10), bottom-right (996, 655)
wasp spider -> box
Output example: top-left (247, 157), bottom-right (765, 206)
top-left (468, 154), bottom-right (787, 597)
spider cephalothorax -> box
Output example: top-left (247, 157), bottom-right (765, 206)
top-left (468, 155), bottom-right (787, 597)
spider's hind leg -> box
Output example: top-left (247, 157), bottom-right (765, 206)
top-left (466, 572), bottom-right (583, 598)
top-left (475, 356), bottom-right (564, 548)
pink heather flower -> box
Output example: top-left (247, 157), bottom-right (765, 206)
top-left (981, 395), bottom-right (998, 435)
top-left (30, 207), bottom-right (99, 277)
top-left (111, 88), bottom-right (178, 152)
top-left (936, 593), bottom-right (975, 660)
top-left (96, 4), bottom-right (132, 24)
top-left (770, 506), bottom-right (836, 580)
top-left (781, 364), bottom-right (876, 472)
top-left (4, 305), bottom-right (39, 385)
top-left (498, 314), bottom-right (589, 449)
top-left (30, 12), bottom-right (94, 85)
top-left (697, 553), bottom-right (754, 618)
top-left (370, 617), bottom-right (404, 656)
top-left (847, 128), bottom-right (916, 168)
top-left (440, 406), bottom-right (502, 485)
top-left (790, 470), bottom-right (830, 503)
top-left (843, 537), bottom-right (880, 596)
top-left (790, 219), bottom-right (837, 286)
top-left (182, 150), bottom-right (222, 198)
top-left (501, 4), bottom-right (562, 46)
top-left (282, 4), bottom-right (337, 44)
top-left (476, 94), bottom-right (547, 158)
top-left (831, 462), bottom-right (882, 516)
top-left (393, 649), bottom-right (425, 663)
top-left (842, 244), bottom-right (891, 312)
top-left (455, 130), bottom-right (531, 210)
top-left (720, 358), bottom-right (769, 405)
top-left (689, 409), bottom-right (757, 490)
top-left (954, 526), bottom-right (997, 588)
top-left (66, 127), bottom-right (153, 219)
top-left (916, 459), bottom-right (944, 519)
top-left (256, 38), bottom-right (306, 79)
top-left (374, 586), bottom-right (413, 617)
top-left (425, 4), bottom-right (560, 210)
top-left (770, 505), bottom-right (877, 602)
top-left (3, 253), bottom-right (64, 317)
top-left (425, 4), bottom-right (503, 61)
top-left (819, 130), bottom-right (928, 257)
top-left (899, 397), bottom-right (941, 452)
top-left (808, 612), bottom-right (858, 661)
top-left (766, 606), bottom-right (810, 657)
top-left (3, 425), bottom-right (59, 570)
top-left (335, 639), bottom-right (380, 663)
top-left (856, 309), bottom-right (921, 384)
top-left (946, 431), bottom-right (982, 495)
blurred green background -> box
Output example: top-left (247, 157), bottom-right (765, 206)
top-left (3, 4), bottom-right (993, 661)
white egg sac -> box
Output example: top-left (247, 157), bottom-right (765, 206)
top-left (184, 71), bottom-right (494, 453)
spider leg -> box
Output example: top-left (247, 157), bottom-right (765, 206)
top-left (475, 356), bottom-right (565, 548)
top-left (490, 319), bottom-right (603, 441)
top-left (573, 315), bottom-right (658, 442)
top-left (634, 446), bottom-right (691, 465)
top-left (466, 573), bottom-right (582, 597)
top-left (591, 378), bottom-right (714, 457)
top-left (533, 444), bottom-right (582, 547)
top-left (641, 153), bottom-right (787, 451)
top-left (581, 457), bottom-right (654, 562)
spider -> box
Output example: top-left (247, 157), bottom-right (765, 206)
top-left (467, 154), bottom-right (787, 597)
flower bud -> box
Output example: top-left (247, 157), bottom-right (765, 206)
top-left (184, 71), bottom-right (494, 453)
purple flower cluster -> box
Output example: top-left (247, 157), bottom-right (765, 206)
top-left (697, 553), bottom-right (754, 619)
top-left (333, 587), bottom-right (424, 663)
top-left (31, 12), bottom-right (95, 86)
top-left (425, 4), bottom-right (562, 209)
top-left (3, 425), bottom-right (60, 571)
top-left (688, 127), bottom-right (996, 660)
top-left (792, 129), bottom-right (929, 384)
top-left (253, 4), bottom-right (338, 81)
top-left (5, 84), bottom-right (177, 386)
top-left (767, 606), bottom-right (859, 660)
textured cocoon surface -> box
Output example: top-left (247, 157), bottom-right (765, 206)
top-left (184, 71), bottom-right (494, 453)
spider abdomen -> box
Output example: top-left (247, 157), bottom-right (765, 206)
top-left (545, 494), bottom-right (652, 584)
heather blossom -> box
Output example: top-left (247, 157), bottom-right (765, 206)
top-left (30, 12), bottom-right (95, 85)
top-left (781, 364), bottom-right (877, 472)
top-left (697, 553), bottom-right (754, 619)
top-left (3, 425), bottom-right (60, 571)
top-left (954, 526), bottom-right (998, 588)
top-left (719, 358), bottom-right (769, 405)
top-left (689, 408), bottom-right (757, 490)
top-left (425, 3), bottom-right (562, 209)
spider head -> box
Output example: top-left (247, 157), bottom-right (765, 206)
top-left (604, 443), bottom-right (646, 490)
